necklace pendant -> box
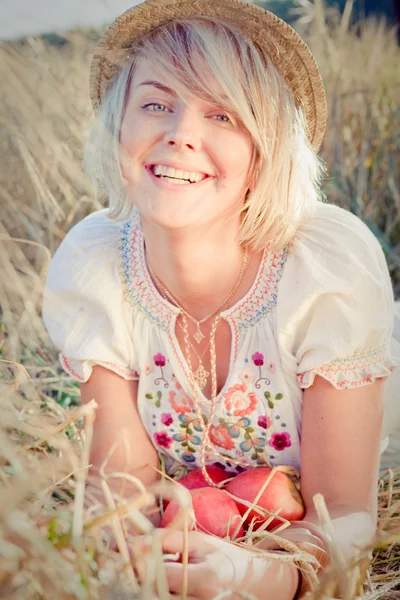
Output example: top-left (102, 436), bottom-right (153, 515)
top-left (194, 326), bottom-right (205, 344)
top-left (193, 363), bottom-right (209, 390)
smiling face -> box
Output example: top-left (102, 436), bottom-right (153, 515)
top-left (119, 57), bottom-right (254, 231)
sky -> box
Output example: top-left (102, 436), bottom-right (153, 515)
top-left (1, 0), bottom-right (396, 41)
top-left (0, 0), bottom-right (140, 40)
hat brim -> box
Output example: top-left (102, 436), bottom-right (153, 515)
top-left (90, 0), bottom-right (327, 151)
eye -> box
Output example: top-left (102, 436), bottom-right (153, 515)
top-left (212, 113), bottom-right (231, 122)
top-left (210, 111), bottom-right (238, 127)
top-left (142, 102), bottom-right (170, 112)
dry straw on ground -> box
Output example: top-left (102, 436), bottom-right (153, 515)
top-left (1, 0), bottom-right (399, 597)
top-left (0, 373), bottom-right (399, 600)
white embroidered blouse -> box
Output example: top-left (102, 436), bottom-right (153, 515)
top-left (42, 202), bottom-right (400, 475)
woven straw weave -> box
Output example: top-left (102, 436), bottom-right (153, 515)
top-left (90, 0), bottom-right (327, 150)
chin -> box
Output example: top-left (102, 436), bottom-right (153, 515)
top-left (138, 202), bottom-right (210, 230)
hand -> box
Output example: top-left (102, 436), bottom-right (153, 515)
top-left (141, 528), bottom-right (298, 600)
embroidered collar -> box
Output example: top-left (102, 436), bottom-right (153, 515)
top-left (119, 209), bottom-right (289, 331)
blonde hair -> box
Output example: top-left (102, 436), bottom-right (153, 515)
top-left (83, 17), bottom-right (326, 251)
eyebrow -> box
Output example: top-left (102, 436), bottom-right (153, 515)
top-left (137, 80), bottom-right (176, 95)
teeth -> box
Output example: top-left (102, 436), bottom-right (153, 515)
top-left (152, 164), bottom-right (206, 183)
top-left (162, 176), bottom-right (191, 185)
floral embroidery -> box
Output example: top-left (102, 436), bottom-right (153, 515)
top-left (119, 217), bottom-right (176, 332)
top-left (153, 353), bottom-right (169, 388)
top-left (161, 413), bottom-right (173, 426)
top-left (252, 352), bottom-right (264, 366)
top-left (223, 383), bottom-right (258, 417)
top-left (297, 345), bottom-right (396, 390)
top-left (145, 391), bottom-right (162, 408)
top-left (169, 389), bottom-right (193, 414)
top-left (252, 352), bottom-right (271, 389)
top-left (264, 391), bottom-right (283, 409)
top-left (143, 354), bottom-right (292, 469)
top-left (173, 413), bottom-right (203, 462)
top-left (216, 416), bottom-right (267, 465)
top-left (239, 369), bottom-right (254, 384)
top-left (266, 360), bottom-right (276, 374)
top-left (154, 431), bottom-right (173, 448)
top-left (118, 211), bottom-right (298, 470)
top-left (258, 415), bottom-right (272, 429)
top-left (60, 355), bottom-right (140, 382)
top-left (120, 212), bottom-right (289, 333)
top-left (268, 432), bottom-right (291, 451)
top-left (144, 364), bottom-right (154, 376)
top-left (240, 435), bottom-right (267, 464)
top-left (220, 243), bottom-right (290, 331)
top-left (209, 425), bottom-right (235, 450)
top-left (154, 352), bottom-right (166, 366)
top-left (220, 416), bottom-right (251, 438)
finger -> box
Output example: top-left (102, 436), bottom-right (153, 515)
top-left (157, 528), bottom-right (214, 557)
top-left (164, 561), bottom-right (207, 596)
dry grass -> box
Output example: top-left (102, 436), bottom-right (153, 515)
top-left (0, 0), bottom-right (399, 597)
top-left (0, 373), bottom-right (399, 599)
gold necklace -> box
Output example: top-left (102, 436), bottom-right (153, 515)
top-left (147, 246), bottom-right (248, 344)
top-left (181, 313), bottom-right (251, 483)
top-left (157, 286), bottom-right (211, 389)
top-left (146, 247), bottom-right (260, 482)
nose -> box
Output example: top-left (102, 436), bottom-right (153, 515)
top-left (163, 108), bottom-right (201, 152)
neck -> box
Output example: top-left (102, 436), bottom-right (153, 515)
top-left (141, 217), bottom-right (255, 320)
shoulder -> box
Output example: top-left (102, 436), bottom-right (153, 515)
top-left (53, 209), bottom-right (126, 258)
top-left (296, 202), bottom-right (382, 251)
top-left (284, 202), bottom-right (389, 294)
top-left (46, 208), bottom-right (140, 286)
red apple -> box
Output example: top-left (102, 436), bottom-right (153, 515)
top-left (161, 487), bottom-right (244, 539)
top-left (226, 468), bottom-right (305, 531)
top-left (177, 466), bottom-right (229, 490)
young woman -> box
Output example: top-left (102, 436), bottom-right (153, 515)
top-left (42, 0), bottom-right (400, 597)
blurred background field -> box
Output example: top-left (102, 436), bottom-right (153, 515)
top-left (0, 0), bottom-right (399, 598)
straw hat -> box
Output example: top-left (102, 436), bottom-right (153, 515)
top-left (90, 0), bottom-right (327, 151)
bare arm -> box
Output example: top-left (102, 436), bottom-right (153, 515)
top-left (80, 365), bottom-right (161, 524)
top-left (298, 375), bottom-right (384, 555)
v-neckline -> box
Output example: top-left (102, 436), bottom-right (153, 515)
top-left (119, 210), bottom-right (290, 398)
top-left (137, 222), bottom-right (269, 405)
top-left (138, 221), bottom-right (269, 324)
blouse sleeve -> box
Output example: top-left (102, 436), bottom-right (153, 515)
top-left (42, 210), bottom-right (139, 383)
top-left (277, 203), bottom-right (400, 390)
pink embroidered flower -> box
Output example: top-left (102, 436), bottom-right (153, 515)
top-left (161, 413), bottom-right (173, 426)
top-left (239, 369), bottom-right (254, 384)
top-left (153, 431), bottom-right (173, 449)
top-left (258, 415), bottom-right (272, 429)
top-left (144, 363), bottom-right (154, 376)
top-left (223, 383), bottom-right (258, 417)
top-left (209, 425), bottom-right (235, 450)
top-left (153, 353), bottom-right (166, 367)
top-left (266, 360), bottom-right (276, 374)
top-left (252, 352), bottom-right (264, 367)
top-left (175, 381), bottom-right (182, 391)
top-left (268, 432), bottom-right (291, 451)
top-left (169, 390), bottom-right (193, 414)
